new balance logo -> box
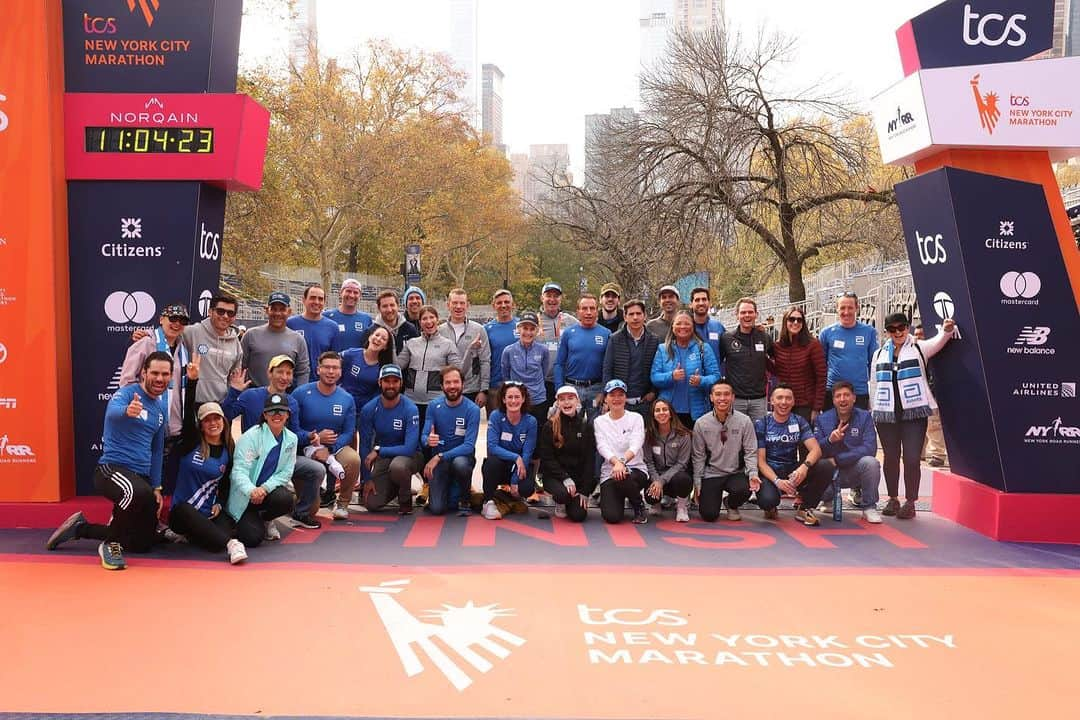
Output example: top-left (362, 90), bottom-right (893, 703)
top-left (1014, 326), bottom-right (1050, 346)
top-left (361, 579), bottom-right (525, 691)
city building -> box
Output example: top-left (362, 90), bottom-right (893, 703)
top-left (481, 63), bottom-right (505, 154)
top-left (288, 0), bottom-right (318, 70)
top-left (450, 0), bottom-right (480, 128)
top-left (639, 0), bottom-right (723, 74)
top-left (584, 107), bottom-right (639, 190)
top-left (1067, 0), bottom-right (1080, 56)
top-left (510, 145), bottom-right (572, 208)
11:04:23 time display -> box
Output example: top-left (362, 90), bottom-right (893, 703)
top-left (84, 126), bottom-right (215, 154)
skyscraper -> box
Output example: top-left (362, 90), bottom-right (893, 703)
top-left (289, 0), bottom-right (318, 70)
top-left (450, 0), bottom-right (480, 128)
top-left (639, 0), bottom-right (723, 74)
top-left (584, 107), bottom-right (639, 190)
top-left (1070, 0), bottom-right (1080, 55)
top-left (482, 64), bottom-right (505, 154)
top-left (511, 145), bottom-right (572, 208)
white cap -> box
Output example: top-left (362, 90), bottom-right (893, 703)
top-left (555, 385), bottom-right (579, 398)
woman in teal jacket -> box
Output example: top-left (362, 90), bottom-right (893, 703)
top-left (650, 311), bottom-right (721, 427)
top-left (227, 392), bottom-right (297, 547)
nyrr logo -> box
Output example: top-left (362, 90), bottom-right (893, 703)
top-left (970, 74), bottom-right (1001, 135)
top-left (127, 0), bottom-right (160, 28)
top-left (886, 106), bottom-right (916, 136)
top-left (361, 579), bottom-right (524, 691)
top-left (0, 434), bottom-right (36, 464)
top-left (962, 4), bottom-right (1029, 47)
top-left (1008, 326), bottom-right (1055, 355)
top-left (915, 230), bottom-right (947, 265)
top-left (1023, 417), bottom-right (1080, 445)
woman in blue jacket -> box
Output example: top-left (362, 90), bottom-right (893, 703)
top-left (480, 381), bottom-right (538, 521)
top-left (227, 392), bottom-right (298, 547)
top-left (650, 311), bottom-right (720, 427)
top-left (166, 356), bottom-right (247, 564)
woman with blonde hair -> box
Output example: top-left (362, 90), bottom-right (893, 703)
top-left (537, 385), bottom-right (596, 522)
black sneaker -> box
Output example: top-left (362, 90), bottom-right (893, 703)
top-left (292, 513), bottom-right (322, 529)
top-left (320, 488), bottom-right (336, 509)
top-left (632, 506), bottom-right (649, 525)
top-left (457, 500), bottom-right (472, 517)
top-left (882, 498), bottom-right (901, 516)
top-left (398, 502), bottom-right (414, 516)
top-left (47, 511), bottom-right (87, 550)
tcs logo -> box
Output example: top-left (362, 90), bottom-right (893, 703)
top-left (962, 4), bottom-right (1028, 47)
top-left (83, 12), bottom-right (118, 34)
top-left (915, 230), bottom-right (947, 265)
top-left (199, 222), bottom-right (221, 260)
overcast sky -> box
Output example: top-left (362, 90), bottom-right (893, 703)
top-left (240, 0), bottom-right (940, 178)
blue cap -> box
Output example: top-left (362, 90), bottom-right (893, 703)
top-left (267, 291), bottom-right (291, 306)
top-left (541, 282), bottom-right (563, 295)
top-left (379, 364), bottom-right (403, 380)
top-left (604, 379), bottom-right (628, 394)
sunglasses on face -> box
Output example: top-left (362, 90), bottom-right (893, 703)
top-left (167, 315), bottom-right (189, 325)
top-left (886, 325), bottom-right (908, 333)
top-left (264, 409), bottom-right (288, 416)
top-left (787, 317), bottom-right (805, 324)
top-left (213, 307), bottom-right (237, 317)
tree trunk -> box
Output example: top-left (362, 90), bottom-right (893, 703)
top-left (347, 242), bottom-right (359, 273)
top-left (786, 256), bottom-right (807, 303)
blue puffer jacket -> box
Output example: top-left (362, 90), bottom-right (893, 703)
top-left (650, 340), bottom-right (721, 420)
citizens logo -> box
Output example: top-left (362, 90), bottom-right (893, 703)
top-left (1000, 271), bottom-right (1040, 305)
top-left (1008, 326), bottom-right (1054, 356)
top-left (361, 579), bottom-right (524, 692)
top-left (0, 435), bottom-right (36, 464)
top-left (970, 74), bottom-right (1001, 135)
top-left (127, 0), bottom-right (160, 28)
top-left (915, 230), bottom-right (947, 265)
top-left (104, 290), bottom-right (156, 325)
top-left (1023, 417), bottom-right (1080, 445)
top-left (1011, 381), bottom-right (1075, 398)
top-left (0, 398), bottom-right (16, 410)
top-left (121, 218), bottom-right (142, 239)
top-left (103, 217), bottom-right (163, 258)
top-left (963, 4), bottom-right (1029, 48)
top-left (985, 218), bottom-right (1028, 250)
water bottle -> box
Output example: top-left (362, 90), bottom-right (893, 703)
top-left (832, 469), bottom-right (842, 522)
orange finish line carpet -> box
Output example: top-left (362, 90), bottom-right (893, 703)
top-left (2, 510), bottom-right (1079, 719)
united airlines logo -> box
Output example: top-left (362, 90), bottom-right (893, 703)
top-left (127, 0), bottom-right (160, 27)
top-left (361, 579), bottom-right (525, 691)
top-left (970, 74), bottom-right (1001, 135)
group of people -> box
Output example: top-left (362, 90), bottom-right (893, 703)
top-left (46, 278), bottom-right (956, 570)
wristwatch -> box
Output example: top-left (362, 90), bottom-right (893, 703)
top-left (803, 461), bottom-right (812, 468)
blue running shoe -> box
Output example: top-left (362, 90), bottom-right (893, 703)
top-left (98, 542), bottom-right (126, 570)
top-left (46, 511), bottom-right (86, 550)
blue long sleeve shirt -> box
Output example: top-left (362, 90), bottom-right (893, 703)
top-left (99, 383), bottom-right (167, 487)
top-left (286, 315), bottom-right (341, 367)
top-left (222, 385), bottom-right (307, 444)
top-left (421, 397), bottom-right (481, 460)
top-left (339, 348), bottom-right (382, 412)
top-left (359, 395), bottom-right (421, 461)
top-left (324, 308), bottom-right (373, 352)
top-left (813, 407), bottom-right (877, 468)
top-left (819, 322), bottom-right (877, 395)
top-left (694, 317), bottom-right (727, 367)
top-left (501, 341), bottom-right (551, 404)
top-left (554, 324), bottom-right (610, 386)
top-left (484, 318), bottom-right (519, 388)
top-left (486, 410), bottom-right (538, 467)
top-left (291, 382), bottom-right (357, 453)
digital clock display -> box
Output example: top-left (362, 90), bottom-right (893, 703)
top-left (84, 127), bottom-right (215, 154)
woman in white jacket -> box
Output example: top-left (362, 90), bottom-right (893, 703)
top-left (396, 305), bottom-right (461, 427)
top-left (871, 312), bottom-right (956, 519)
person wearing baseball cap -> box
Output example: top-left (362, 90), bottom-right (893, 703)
top-left (326, 278), bottom-right (374, 352)
top-left (536, 385), bottom-right (596, 522)
top-left (359, 364), bottom-right (422, 514)
top-left (594, 378), bottom-right (649, 525)
top-left (598, 282), bottom-right (624, 333)
top-left (500, 311), bottom-right (553, 427)
top-left (646, 285), bottom-right (682, 340)
top-left (538, 282), bottom-right (577, 402)
top-left (223, 391), bottom-right (299, 548)
top-left (241, 291), bottom-right (311, 389)
top-left (118, 301), bottom-right (192, 494)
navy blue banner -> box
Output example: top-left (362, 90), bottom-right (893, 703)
top-left (67, 181), bottom-right (223, 494)
top-left (908, 0), bottom-right (1053, 70)
top-left (63, 0), bottom-right (242, 93)
top-left (896, 167), bottom-right (1080, 494)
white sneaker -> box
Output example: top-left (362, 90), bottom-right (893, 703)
top-left (675, 497), bottom-right (690, 523)
top-left (482, 500), bottom-right (502, 520)
top-left (862, 508), bottom-right (883, 524)
top-left (332, 503), bottom-right (349, 521)
top-left (263, 520), bottom-right (281, 541)
top-left (554, 503), bottom-right (567, 519)
top-left (726, 507), bottom-right (742, 521)
top-left (226, 538), bottom-right (248, 565)
top-left (648, 503), bottom-right (662, 516)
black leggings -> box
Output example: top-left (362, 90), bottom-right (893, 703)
top-left (80, 464), bottom-right (159, 552)
top-left (645, 469), bottom-right (693, 502)
top-left (168, 502), bottom-right (234, 553)
top-left (599, 469), bottom-right (648, 524)
top-left (698, 472), bottom-right (750, 522)
top-left (878, 418), bottom-right (928, 501)
top-left (482, 457), bottom-right (537, 501)
top-left (542, 471), bottom-right (596, 523)
top-left (233, 486), bottom-right (295, 548)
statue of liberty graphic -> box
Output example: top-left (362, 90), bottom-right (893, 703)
top-left (970, 74), bottom-right (1001, 135)
top-left (360, 579), bottom-right (526, 691)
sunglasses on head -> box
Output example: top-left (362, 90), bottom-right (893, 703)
top-left (213, 307), bottom-right (237, 317)
top-left (886, 324), bottom-right (908, 333)
top-left (502, 380), bottom-right (524, 388)
top-left (837, 291), bottom-right (858, 300)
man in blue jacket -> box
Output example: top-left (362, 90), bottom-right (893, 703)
top-left (421, 366), bottom-right (481, 517)
top-left (813, 381), bottom-right (883, 523)
top-left (360, 364), bottom-right (421, 514)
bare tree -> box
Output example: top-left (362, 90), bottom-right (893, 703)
top-left (633, 27), bottom-right (902, 301)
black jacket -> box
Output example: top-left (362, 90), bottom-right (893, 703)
top-left (537, 411), bottom-right (596, 482)
top-left (602, 326), bottom-right (659, 398)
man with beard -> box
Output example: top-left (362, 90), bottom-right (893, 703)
top-left (359, 365), bottom-right (421, 514)
top-left (597, 282), bottom-right (624, 332)
top-left (646, 285), bottom-right (681, 340)
top-left (421, 366), bottom-right (481, 516)
top-left (358, 290), bottom-right (420, 361)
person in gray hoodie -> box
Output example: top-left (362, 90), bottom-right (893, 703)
top-left (438, 287), bottom-right (491, 405)
top-left (396, 304), bottom-right (460, 426)
top-left (182, 294), bottom-right (243, 404)
top-left (358, 289), bottom-right (420, 362)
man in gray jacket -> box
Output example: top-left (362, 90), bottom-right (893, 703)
top-left (438, 288), bottom-right (491, 406)
top-left (241, 292), bottom-right (310, 388)
top-left (692, 378), bottom-right (759, 522)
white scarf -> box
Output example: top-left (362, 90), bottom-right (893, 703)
top-left (871, 337), bottom-right (935, 422)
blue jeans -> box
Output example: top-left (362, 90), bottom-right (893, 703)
top-left (292, 455), bottom-right (328, 518)
top-left (579, 382), bottom-right (604, 423)
top-left (825, 456), bottom-right (881, 509)
top-left (428, 455), bottom-right (476, 515)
